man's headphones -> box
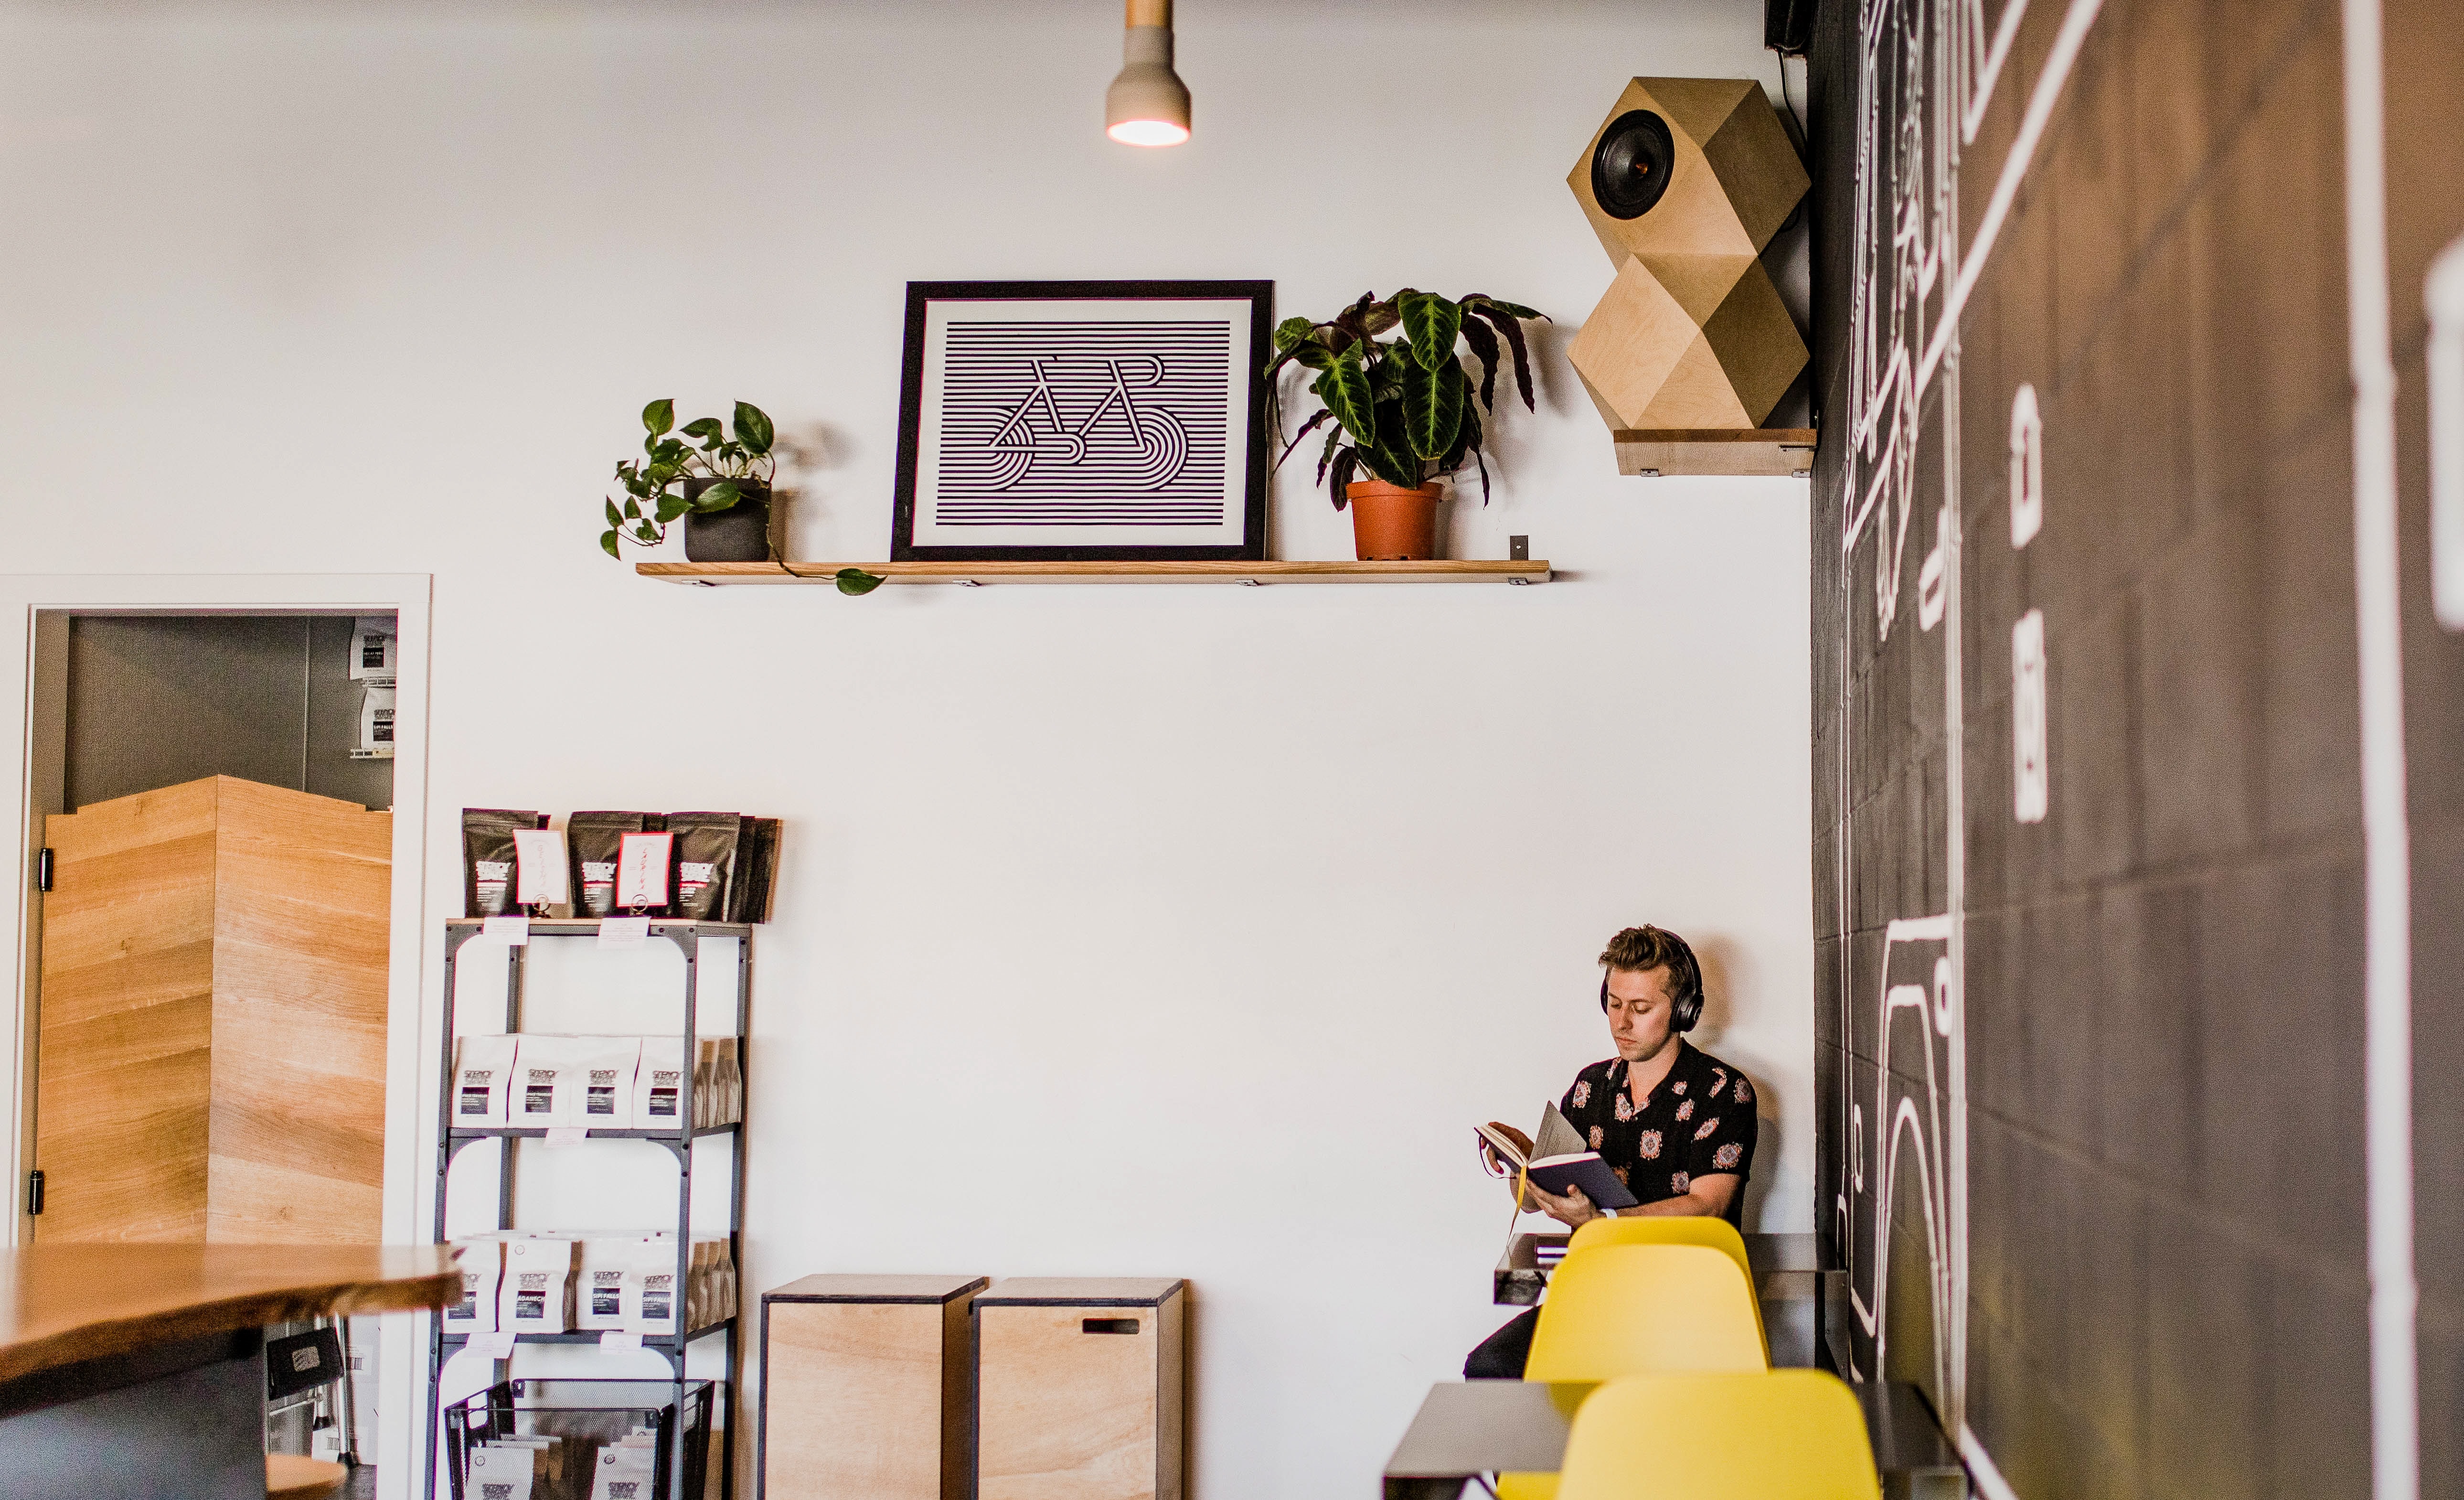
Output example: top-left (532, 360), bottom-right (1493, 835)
top-left (1597, 927), bottom-right (1706, 1033)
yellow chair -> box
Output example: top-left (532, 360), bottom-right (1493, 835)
top-left (1498, 1244), bottom-right (1768, 1500)
top-left (1563, 1215), bottom-right (1766, 1352)
top-left (1554, 1370), bottom-right (1882, 1500)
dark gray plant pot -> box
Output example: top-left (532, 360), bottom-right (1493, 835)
top-left (683, 477), bottom-right (774, 563)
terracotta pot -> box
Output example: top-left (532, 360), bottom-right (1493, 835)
top-left (1345, 479), bottom-right (1442, 560)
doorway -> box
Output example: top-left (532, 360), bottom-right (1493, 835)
top-left (0, 575), bottom-right (433, 1500)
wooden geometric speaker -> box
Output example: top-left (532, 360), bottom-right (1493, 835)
top-left (1566, 78), bottom-right (1810, 431)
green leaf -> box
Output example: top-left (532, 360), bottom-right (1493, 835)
top-left (655, 493), bottom-right (691, 523)
top-left (1323, 348), bottom-right (1377, 445)
top-left (734, 402), bottom-right (774, 455)
top-left (1273, 316), bottom-right (1315, 353)
top-left (1286, 342), bottom-right (1336, 372)
top-left (693, 480), bottom-right (742, 514)
top-left (1399, 291), bottom-right (1463, 372)
top-left (681, 417), bottom-right (725, 446)
top-left (834, 568), bottom-right (885, 597)
top-left (624, 498), bottom-right (641, 519)
top-left (1400, 358), bottom-right (1465, 459)
top-left (646, 461), bottom-right (681, 486)
top-left (605, 499), bottom-right (623, 527)
top-left (1314, 421), bottom-right (1347, 485)
top-left (601, 529), bottom-right (621, 558)
top-left (634, 522), bottom-right (662, 544)
top-left (642, 398), bottom-right (675, 437)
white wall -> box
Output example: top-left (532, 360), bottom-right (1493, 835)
top-left (0, 2), bottom-right (1811, 1495)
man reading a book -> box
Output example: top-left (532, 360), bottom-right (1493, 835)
top-left (1463, 924), bottom-right (1759, 1379)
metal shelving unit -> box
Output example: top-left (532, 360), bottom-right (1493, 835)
top-left (428, 917), bottom-right (752, 1500)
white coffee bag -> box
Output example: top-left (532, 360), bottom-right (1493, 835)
top-left (467, 1444), bottom-right (537, 1500)
top-left (587, 1440), bottom-right (657, 1500)
top-left (632, 1037), bottom-right (685, 1129)
top-left (633, 1234), bottom-right (680, 1336)
top-left (444, 1239), bottom-right (502, 1334)
top-left (453, 1035), bottom-right (519, 1128)
top-left (576, 1037), bottom-right (640, 1130)
top-left (512, 1037), bottom-right (597, 1128)
top-left (499, 1235), bottom-right (576, 1333)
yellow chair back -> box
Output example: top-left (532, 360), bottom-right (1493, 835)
top-left (1525, 1243), bottom-right (1767, 1381)
top-left (1495, 1244), bottom-right (1769, 1500)
top-left (1563, 1215), bottom-right (1765, 1350)
top-left (1554, 1370), bottom-right (1882, 1500)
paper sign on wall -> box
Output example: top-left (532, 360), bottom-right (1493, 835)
top-left (349, 617), bottom-right (397, 683)
top-left (615, 833), bottom-right (672, 911)
top-left (512, 828), bottom-right (570, 908)
top-left (2013, 609), bottom-right (2049, 824)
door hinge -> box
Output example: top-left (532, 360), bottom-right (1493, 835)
top-left (35, 848), bottom-right (52, 893)
top-left (25, 1169), bottom-right (43, 1216)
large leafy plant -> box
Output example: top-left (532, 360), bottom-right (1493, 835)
top-left (1264, 291), bottom-right (1547, 508)
top-left (602, 398), bottom-right (776, 558)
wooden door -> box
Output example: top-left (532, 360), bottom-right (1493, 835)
top-left (34, 780), bottom-right (219, 1241)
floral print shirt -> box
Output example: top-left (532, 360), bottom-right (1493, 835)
top-left (1558, 1041), bottom-right (1758, 1210)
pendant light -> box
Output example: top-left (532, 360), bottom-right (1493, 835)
top-left (1106, 0), bottom-right (1190, 147)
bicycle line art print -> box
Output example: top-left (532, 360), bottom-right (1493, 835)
top-left (930, 319), bottom-right (1231, 528)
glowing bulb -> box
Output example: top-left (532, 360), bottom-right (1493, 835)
top-left (1108, 118), bottom-right (1191, 148)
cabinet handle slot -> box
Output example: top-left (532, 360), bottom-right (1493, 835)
top-left (1082, 1317), bottom-right (1141, 1334)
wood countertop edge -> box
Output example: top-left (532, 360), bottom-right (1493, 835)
top-left (0, 1265), bottom-right (461, 1386)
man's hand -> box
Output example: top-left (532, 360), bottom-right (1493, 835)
top-left (1479, 1123), bottom-right (1539, 1208)
top-left (1526, 1180), bottom-right (1606, 1229)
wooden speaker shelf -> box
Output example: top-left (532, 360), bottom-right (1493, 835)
top-left (637, 559), bottom-right (1552, 587)
top-left (1614, 429), bottom-right (1816, 478)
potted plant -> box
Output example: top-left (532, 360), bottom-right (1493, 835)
top-left (600, 398), bottom-right (782, 564)
top-left (1264, 290), bottom-right (1547, 559)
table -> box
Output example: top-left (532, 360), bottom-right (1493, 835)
top-left (0, 1243), bottom-right (459, 1500)
top-left (1379, 1378), bottom-right (1967, 1500)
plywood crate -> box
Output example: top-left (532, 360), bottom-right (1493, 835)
top-left (759, 1274), bottom-right (986, 1500)
top-left (974, 1278), bottom-right (1185, 1500)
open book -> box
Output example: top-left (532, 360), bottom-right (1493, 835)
top-left (1477, 1102), bottom-right (1642, 1211)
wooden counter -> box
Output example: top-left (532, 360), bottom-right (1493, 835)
top-left (0, 1243), bottom-right (457, 1500)
top-left (0, 1243), bottom-right (457, 1388)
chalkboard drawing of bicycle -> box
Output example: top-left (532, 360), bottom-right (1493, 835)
top-left (978, 354), bottom-right (1190, 490)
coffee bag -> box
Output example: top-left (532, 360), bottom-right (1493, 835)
top-left (466, 1443), bottom-right (538, 1500)
top-left (453, 1035), bottom-right (518, 1127)
top-left (567, 813), bottom-right (661, 920)
top-left (729, 818), bottom-right (782, 923)
top-left (500, 1235), bottom-right (576, 1333)
top-left (587, 1441), bottom-right (657, 1500)
top-left (444, 1239), bottom-right (502, 1334)
top-left (632, 1037), bottom-right (685, 1129)
top-left (463, 809), bottom-right (546, 918)
top-left (577, 1038), bottom-right (640, 1129)
top-left (663, 812), bottom-right (745, 921)
top-left (576, 1236), bottom-right (651, 1331)
top-left (512, 1037), bottom-right (587, 1128)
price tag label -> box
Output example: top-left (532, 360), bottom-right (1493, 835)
top-left (616, 833), bottom-right (672, 910)
top-left (467, 1331), bottom-right (517, 1360)
top-left (543, 1126), bottom-right (588, 1148)
top-left (512, 828), bottom-right (570, 908)
top-left (597, 916), bottom-right (651, 949)
top-left (598, 1330), bottom-right (645, 1351)
top-left (481, 915), bottom-right (530, 945)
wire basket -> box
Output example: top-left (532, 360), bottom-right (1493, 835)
top-left (443, 1378), bottom-right (713, 1500)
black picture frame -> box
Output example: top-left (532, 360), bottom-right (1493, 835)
top-left (891, 279), bottom-right (1275, 561)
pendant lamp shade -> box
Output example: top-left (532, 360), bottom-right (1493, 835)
top-left (1107, 0), bottom-right (1189, 146)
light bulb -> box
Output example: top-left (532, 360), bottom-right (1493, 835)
top-left (1106, 1), bottom-right (1189, 147)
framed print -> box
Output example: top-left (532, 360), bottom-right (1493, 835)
top-left (892, 279), bottom-right (1274, 561)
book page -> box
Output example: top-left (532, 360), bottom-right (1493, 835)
top-left (1534, 1101), bottom-right (1587, 1161)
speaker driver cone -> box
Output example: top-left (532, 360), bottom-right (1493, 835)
top-left (1591, 109), bottom-right (1676, 221)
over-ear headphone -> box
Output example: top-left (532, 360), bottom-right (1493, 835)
top-left (1597, 928), bottom-right (1706, 1033)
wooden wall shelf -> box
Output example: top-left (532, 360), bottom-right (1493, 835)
top-left (1614, 428), bottom-right (1817, 478)
top-left (637, 559), bottom-right (1552, 587)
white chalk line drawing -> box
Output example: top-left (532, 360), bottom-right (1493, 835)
top-left (2013, 609), bottom-right (2049, 824)
top-left (2010, 383), bottom-right (2043, 549)
top-left (1830, 2), bottom-right (2105, 1490)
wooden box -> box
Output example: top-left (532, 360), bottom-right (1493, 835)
top-left (34, 776), bottom-right (391, 1243)
top-left (974, 1278), bottom-right (1185, 1500)
top-left (760, 1274), bottom-right (987, 1500)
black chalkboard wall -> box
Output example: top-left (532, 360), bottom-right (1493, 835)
top-left (1806, 0), bottom-right (2463, 1494)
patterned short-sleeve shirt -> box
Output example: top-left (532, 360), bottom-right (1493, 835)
top-left (1558, 1041), bottom-right (1758, 1207)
